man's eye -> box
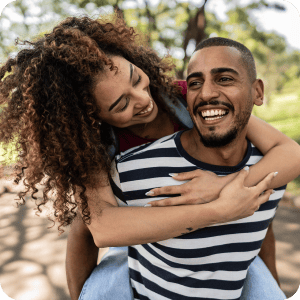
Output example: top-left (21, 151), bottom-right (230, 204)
top-left (219, 77), bottom-right (232, 82)
top-left (188, 81), bottom-right (202, 88)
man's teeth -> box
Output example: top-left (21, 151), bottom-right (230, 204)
top-left (201, 109), bottom-right (227, 120)
top-left (137, 100), bottom-right (153, 115)
top-left (202, 109), bottom-right (227, 117)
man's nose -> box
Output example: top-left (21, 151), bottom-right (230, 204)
top-left (199, 81), bottom-right (219, 101)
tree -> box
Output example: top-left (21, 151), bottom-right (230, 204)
top-left (1, 0), bottom-right (299, 95)
top-left (204, 1), bottom-right (300, 103)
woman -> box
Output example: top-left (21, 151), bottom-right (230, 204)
top-left (0, 16), bottom-right (298, 299)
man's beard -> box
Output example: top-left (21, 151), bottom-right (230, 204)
top-left (195, 125), bottom-right (238, 148)
top-left (192, 100), bottom-right (252, 148)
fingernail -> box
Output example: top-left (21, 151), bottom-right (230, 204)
top-left (144, 204), bottom-right (152, 207)
top-left (273, 172), bottom-right (278, 177)
top-left (271, 190), bottom-right (275, 194)
top-left (169, 173), bottom-right (178, 177)
top-left (244, 166), bottom-right (249, 171)
top-left (145, 191), bottom-right (154, 196)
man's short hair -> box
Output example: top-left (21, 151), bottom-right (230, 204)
top-left (194, 37), bottom-right (257, 83)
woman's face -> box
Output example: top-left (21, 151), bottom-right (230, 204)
top-left (94, 56), bottom-right (158, 128)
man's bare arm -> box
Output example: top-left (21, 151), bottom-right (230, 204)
top-left (66, 216), bottom-right (99, 300)
top-left (258, 223), bottom-right (280, 285)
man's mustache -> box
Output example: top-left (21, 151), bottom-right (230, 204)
top-left (193, 100), bottom-right (234, 115)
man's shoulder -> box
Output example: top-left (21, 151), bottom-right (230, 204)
top-left (115, 132), bottom-right (180, 164)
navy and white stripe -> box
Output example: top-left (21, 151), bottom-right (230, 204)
top-left (113, 131), bottom-right (285, 300)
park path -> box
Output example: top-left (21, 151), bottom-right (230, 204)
top-left (0, 179), bottom-right (299, 300)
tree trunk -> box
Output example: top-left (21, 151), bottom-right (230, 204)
top-left (177, 0), bottom-right (209, 79)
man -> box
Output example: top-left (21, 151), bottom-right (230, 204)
top-left (110, 37), bottom-right (286, 299)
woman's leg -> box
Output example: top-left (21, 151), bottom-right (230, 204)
top-left (79, 247), bottom-right (133, 300)
top-left (241, 256), bottom-right (286, 300)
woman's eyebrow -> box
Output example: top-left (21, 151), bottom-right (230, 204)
top-left (109, 64), bottom-right (133, 112)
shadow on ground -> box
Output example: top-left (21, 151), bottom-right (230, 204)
top-left (0, 191), bottom-right (70, 300)
top-left (0, 182), bottom-right (299, 300)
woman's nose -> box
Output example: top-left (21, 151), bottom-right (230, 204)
top-left (132, 88), bottom-right (150, 108)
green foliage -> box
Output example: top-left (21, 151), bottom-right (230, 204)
top-left (203, 2), bottom-right (300, 105)
top-left (0, 0), bottom-right (299, 194)
top-left (1, 0), bottom-right (299, 98)
top-left (252, 87), bottom-right (300, 196)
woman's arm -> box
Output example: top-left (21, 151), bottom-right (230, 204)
top-left (146, 115), bottom-right (300, 206)
top-left (245, 115), bottom-right (300, 188)
top-left (84, 168), bottom-right (275, 248)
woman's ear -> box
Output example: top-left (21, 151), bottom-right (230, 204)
top-left (253, 79), bottom-right (264, 106)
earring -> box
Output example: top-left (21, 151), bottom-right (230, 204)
top-left (98, 121), bottom-right (102, 126)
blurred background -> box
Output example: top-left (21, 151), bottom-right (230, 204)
top-left (0, 0), bottom-right (299, 299)
top-left (1, 0), bottom-right (300, 177)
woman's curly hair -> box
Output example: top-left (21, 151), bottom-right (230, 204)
top-left (0, 15), bottom-right (181, 231)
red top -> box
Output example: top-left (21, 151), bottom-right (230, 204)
top-left (176, 80), bottom-right (187, 101)
top-left (117, 80), bottom-right (187, 152)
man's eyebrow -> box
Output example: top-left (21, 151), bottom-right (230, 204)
top-left (186, 72), bottom-right (203, 82)
top-left (186, 68), bottom-right (239, 82)
top-left (108, 64), bottom-right (133, 112)
top-left (211, 67), bottom-right (239, 76)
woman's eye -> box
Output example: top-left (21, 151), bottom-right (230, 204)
top-left (118, 98), bottom-right (130, 112)
top-left (133, 75), bottom-right (141, 87)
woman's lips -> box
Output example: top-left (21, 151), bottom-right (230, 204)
top-left (136, 100), bottom-right (154, 116)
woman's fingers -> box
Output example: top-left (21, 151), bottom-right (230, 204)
top-left (254, 172), bottom-right (278, 195)
top-left (232, 166), bottom-right (250, 186)
top-left (147, 196), bottom-right (190, 207)
top-left (257, 189), bottom-right (274, 206)
top-left (217, 169), bottom-right (278, 222)
top-left (146, 169), bottom-right (220, 198)
top-left (146, 195), bottom-right (206, 207)
top-left (169, 169), bottom-right (210, 181)
top-left (146, 184), bottom-right (184, 197)
top-left (146, 169), bottom-right (277, 211)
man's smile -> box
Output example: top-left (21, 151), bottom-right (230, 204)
top-left (200, 108), bottom-right (229, 120)
top-left (194, 104), bottom-right (232, 126)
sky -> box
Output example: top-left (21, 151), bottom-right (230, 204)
top-left (123, 0), bottom-right (300, 50)
top-left (205, 0), bottom-right (300, 50)
top-left (0, 0), bottom-right (299, 52)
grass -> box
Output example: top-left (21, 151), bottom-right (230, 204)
top-left (253, 88), bottom-right (300, 195)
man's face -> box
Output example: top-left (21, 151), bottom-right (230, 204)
top-left (186, 46), bottom-right (263, 148)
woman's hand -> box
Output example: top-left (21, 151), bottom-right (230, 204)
top-left (145, 169), bottom-right (237, 207)
top-left (215, 167), bottom-right (276, 223)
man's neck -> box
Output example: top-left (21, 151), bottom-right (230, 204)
top-left (181, 129), bottom-right (248, 167)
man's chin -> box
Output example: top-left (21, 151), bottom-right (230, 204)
top-left (198, 129), bottom-right (238, 148)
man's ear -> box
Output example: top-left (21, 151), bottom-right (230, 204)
top-left (252, 79), bottom-right (264, 106)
